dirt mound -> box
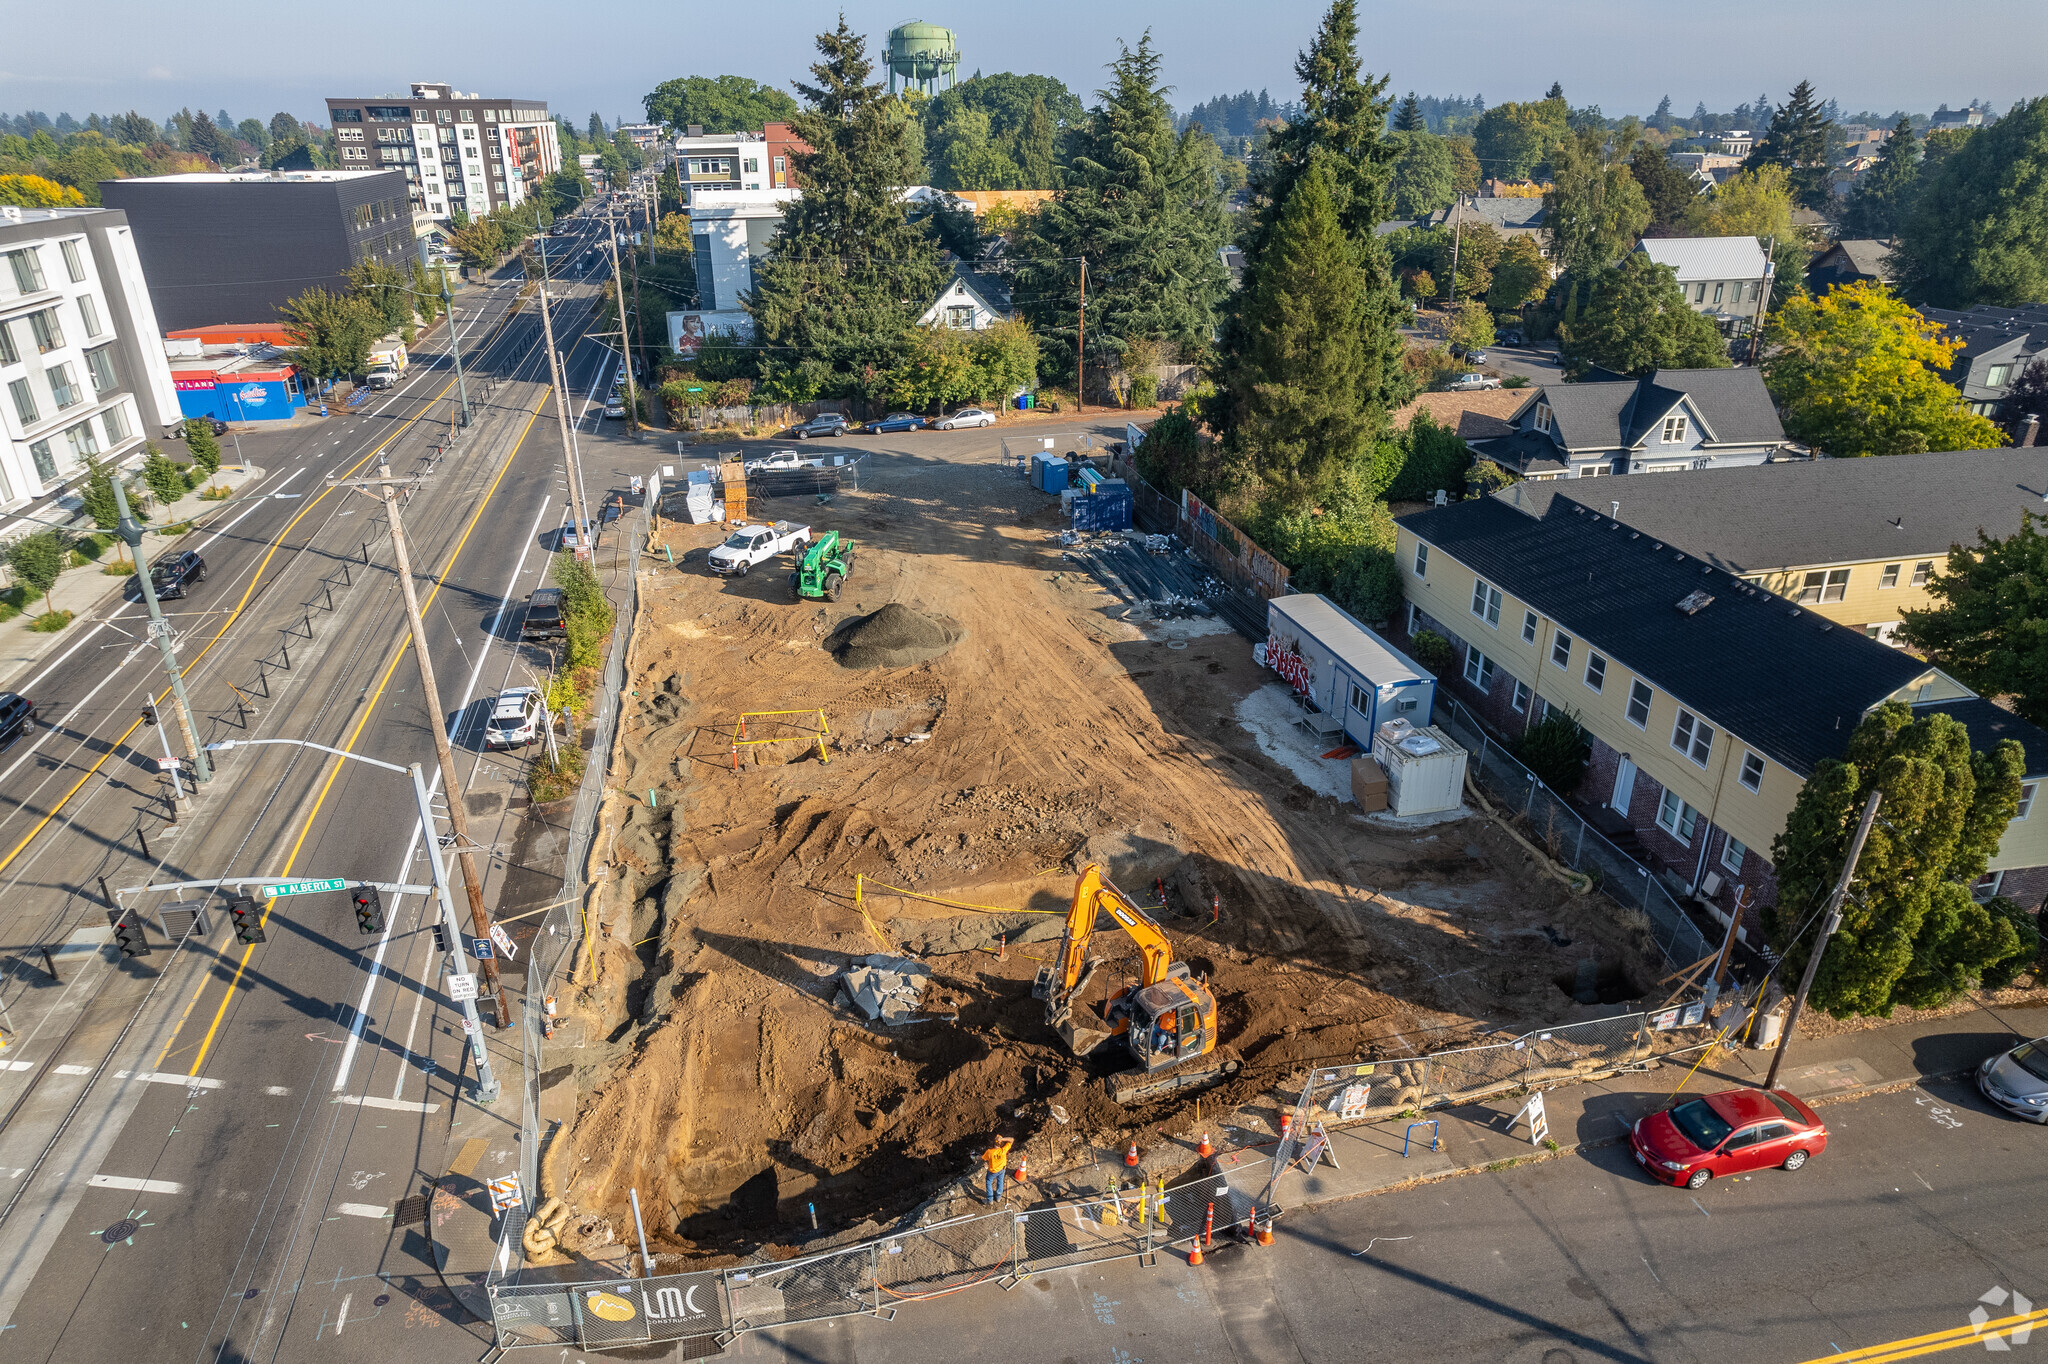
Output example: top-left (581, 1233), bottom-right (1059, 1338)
top-left (826, 603), bottom-right (962, 669)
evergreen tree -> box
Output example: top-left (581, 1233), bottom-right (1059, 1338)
top-left (1545, 82), bottom-right (1565, 101)
top-left (1895, 97), bottom-right (2048, 308)
top-left (1629, 141), bottom-right (1699, 234)
top-left (746, 19), bottom-right (946, 401)
top-left (1649, 94), bottom-right (1674, 131)
top-left (1017, 96), bottom-right (1057, 188)
top-left (1901, 512), bottom-right (2048, 725)
top-left (1744, 80), bottom-right (1833, 210)
top-left (1692, 101), bottom-right (1710, 129)
top-left (587, 111), bottom-right (606, 144)
top-left (112, 111), bottom-right (157, 145)
top-left (1839, 116), bottom-right (1920, 239)
top-left (268, 111), bottom-right (301, 144)
top-left (1013, 34), bottom-right (1228, 393)
top-left (1393, 93), bottom-right (1424, 132)
top-left (186, 110), bottom-right (229, 164)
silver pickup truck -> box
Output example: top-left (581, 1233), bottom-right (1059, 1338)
top-left (706, 520), bottom-right (812, 577)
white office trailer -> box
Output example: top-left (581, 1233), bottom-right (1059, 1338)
top-left (1263, 593), bottom-right (1436, 747)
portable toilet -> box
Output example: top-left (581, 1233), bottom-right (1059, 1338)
top-left (1264, 594), bottom-right (1434, 747)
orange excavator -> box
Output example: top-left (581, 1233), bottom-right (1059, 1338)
top-left (1031, 864), bottom-right (1241, 1104)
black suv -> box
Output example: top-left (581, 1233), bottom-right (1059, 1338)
top-left (520, 587), bottom-right (567, 642)
top-left (0, 693), bottom-right (34, 748)
top-left (140, 549), bottom-right (206, 601)
top-left (790, 412), bottom-right (849, 439)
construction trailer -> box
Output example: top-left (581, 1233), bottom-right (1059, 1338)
top-left (1265, 593), bottom-right (1435, 748)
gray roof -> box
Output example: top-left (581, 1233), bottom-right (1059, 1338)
top-left (1638, 236), bottom-right (1770, 280)
top-left (1499, 369), bottom-right (1785, 454)
top-left (1528, 447), bottom-right (2048, 573)
top-left (1915, 699), bottom-right (2048, 778)
top-left (1835, 239), bottom-right (1895, 278)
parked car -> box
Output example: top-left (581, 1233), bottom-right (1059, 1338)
top-left (483, 687), bottom-right (544, 750)
top-left (743, 450), bottom-right (811, 474)
top-left (1498, 329), bottom-right (1525, 347)
top-left (1977, 1035), bottom-right (2048, 1122)
top-left (934, 407), bottom-right (996, 430)
top-left (1629, 1088), bottom-right (1828, 1189)
top-left (0, 692), bottom-right (35, 749)
top-left (133, 549), bottom-right (206, 601)
top-left (706, 521), bottom-right (812, 577)
top-left (1465, 348), bottom-right (1489, 365)
top-left (866, 413), bottom-right (928, 433)
top-left (603, 397), bottom-right (627, 419)
top-left (789, 412), bottom-right (850, 439)
top-left (519, 587), bottom-right (566, 642)
top-left (559, 519), bottom-right (599, 551)
top-left (191, 417), bottom-right (229, 437)
top-left (1446, 372), bottom-right (1502, 391)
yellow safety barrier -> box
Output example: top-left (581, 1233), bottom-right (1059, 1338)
top-left (730, 708), bottom-right (830, 771)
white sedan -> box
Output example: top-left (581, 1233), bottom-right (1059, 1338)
top-left (935, 407), bottom-right (997, 430)
top-left (483, 687), bottom-right (544, 750)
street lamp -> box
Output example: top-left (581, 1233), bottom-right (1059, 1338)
top-left (206, 736), bottom-right (500, 1104)
top-left (112, 478), bottom-right (210, 786)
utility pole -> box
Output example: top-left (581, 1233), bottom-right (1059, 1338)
top-left (361, 461), bottom-right (511, 1029)
top-left (629, 239), bottom-right (646, 383)
top-left (1446, 195), bottom-right (1465, 311)
top-left (603, 210), bottom-right (642, 439)
top-left (537, 277), bottom-right (594, 561)
top-left (1746, 237), bottom-right (1775, 367)
top-left (409, 759), bottom-right (499, 1100)
top-left (1764, 790), bottom-right (1881, 1091)
top-left (1075, 256), bottom-right (1087, 415)
top-left (112, 480), bottom-right (210, 786)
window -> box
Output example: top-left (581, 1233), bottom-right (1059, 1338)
top-left (460, 109), bottom-right (475, 122)
top-left (1413, 543), bottom-right (1428, 576)
top-left (1521, 610), bottom-right (1538, 644)
top-left (2019, 782), bottom-right (2038, 820)
top-left (1626, 679), bottom-right (1653, 728)
top-left (1713, 282), bottom-right (1725, 304)
top-left (1911, 560), bottom-right (1933, 587)
top-left (1584, 652), bottom-right (1606, 692)
top-left (1671, 709), bottom-right (1714, 765)
top-left (773, 155), bottom-right (786, 173)
top-left (63, 418), bottom-right (99, 460)
top-left (1662, 414), bottom-right (1688, 443)
top-left (47, 363), bottom-right (80, 409)
top-left (0, 319), bottom-right (15, 364)
top-left (1407, 601), bottom-right (1422, 635)
top-left (8, 377), bottom-right (37, 425)
top-left (7, 247), bottom-right (47, 293)
top-left (1987, 363), bottom-right (2012, 388)
top-left (1694, 282), bottom-right (1707, 303)
top-left (1657, 789), bottom-right (1701, 842)
top-left (743, 157), bottom-right (759, 173)
top-left (1576, 464), bottom-right (1605, 477)
top-left (77, 293), bottom-right (103, 339)
top-left (84, 344), bottom-right (116, 395)
top-left (59, 238), bottom-right (85, 283)
top-left (438, 109), bottom-right (452, 124)
top-left (1880, 563), bottom-right (1900, 588)
top-left (1512, 679), bottom-right (1531, 712)
top-left (1972, 870), bottom-right (2004, 902)
top-left (1797, 568), bottom-right (1850, 603)
top-left (28, 438), bottom-right (56, 481)
top-left (101, 400), bottom-right (127, 442)
top-left (26, 307), bottom-right (62, 352)
top-left (1471, 577), bottom-right (1502, 627)
top-left (332, 107), bottom-right (364, 122)
top-left (1533, 401), bottom-right (1552, 435)
top-left (1551, 632), bottom-right (1572, 668)
top-left (1721, 836), bottom-right (1747, 873)
top-left (1740, 751), bottom-right (1765, 792)
top-left (1463, 647), bottom-right (1496, 690)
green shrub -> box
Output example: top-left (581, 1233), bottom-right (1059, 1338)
top-left (28, 609), bottom-right (73, 632)
top-left (1981, 896), bottom-right (2044, 989)
top-left (182, 419), bottom-right (223, 475)
top-left (1409, 629), bottom-right (1455, 676)
top-left (1381, 410), bottom-right (1474, 504)
top-left (0, 585), bottom-right (26, 621)
top-left (1503, 375), bottom-right (1530, 388)
top-left (1515, 708), bottom-right (1591, 794)
top-left (1467, 459), bottom-right (1518, 495)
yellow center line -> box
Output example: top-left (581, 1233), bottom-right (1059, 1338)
top-left (1794, 1305), bottom-right (2048, 1363)
top-left (168, 395), bottom-right (550, 1077)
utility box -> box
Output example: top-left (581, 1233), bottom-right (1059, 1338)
top-left (1370, 722), bottom-right (1468, 818)
top-left (1350, 755), bottom-right (1389, 812)
top-left (1265, 594), bottom-right (1435, 748)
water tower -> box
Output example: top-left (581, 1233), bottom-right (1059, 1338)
top-left (886, 20), bottom-right (960, 96)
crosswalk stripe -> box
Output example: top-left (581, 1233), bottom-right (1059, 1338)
top-left (89, 1174), bottom-right (183, 1194)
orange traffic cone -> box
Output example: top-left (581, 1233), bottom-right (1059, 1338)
top-left (1278, 1113), bottom-right (1293, 1142)
top-left (1188, 1240), bottom-right (1204, 1266)
top-left (1012, 1155), bottom-right (1028, 1185)
top-left (1124, 1140), bottom-right (1140, 1167)
top-left (1256, 1218), bottom-right (1275, 1246)
top-left (1197, 1132), bottom-right (1214, 1159)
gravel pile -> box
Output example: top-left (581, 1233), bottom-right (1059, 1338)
top-left (826, 603), bottom-right (963, 670)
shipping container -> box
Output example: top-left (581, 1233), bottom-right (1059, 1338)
top-left (1265, 594), bottom-right (1435, 748)
top-left (1370, 722), bottom-right (1468, 817)
top-left (1070, 480), bottom-right (1133, 532)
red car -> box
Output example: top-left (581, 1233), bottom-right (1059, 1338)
top-left (1630, 1088), bottom-right (1828, 1190)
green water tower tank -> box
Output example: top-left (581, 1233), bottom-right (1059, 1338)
top-left (886, 20), bottom-right (960, 95)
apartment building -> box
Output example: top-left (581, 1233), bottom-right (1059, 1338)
top-left (325, 83), bottom-right (562, 221)
top-left (673, 123), bottom-right (807, 203)
top-left (0, 206), bottom-right (181, 506)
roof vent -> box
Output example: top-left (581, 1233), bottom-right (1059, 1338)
top-left (1676, 589), bottom-right (1715, 615)
top-left (1629, 531), bottom-right (1640, 539)
top-left (1702, 564), bottom-right (1713, 574)
top-left (1819, 621), bottom-right (1833, 631)
top-left (1652, 542), bottom-right (1664, 551)
top-left (1610, 501), bottom-right (1620, 518)
top-left (1674, 552), bottom-right (1685, 562)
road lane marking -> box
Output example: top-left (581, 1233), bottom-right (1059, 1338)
top-left (52, 1064), bottom-right (91, 1075)
top-left (335, 1203), bottom-right (389, 1219)
top-left (332, 1094), bottom-right (439, 1114)
top-left (264, 1085), bottom-right (290, 1096)
top-left (113, 1070), bottom-right (223, 1089)
top-left (88, 1174), bottom-right (183, 1194)
top-left (1797, 1304), bottom-right (2048, 1361)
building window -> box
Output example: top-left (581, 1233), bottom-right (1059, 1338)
top-left (438, 109), bottom-right (452, 124)
top-left (63, 418), bottom-right (99, 460)
top-left (85, 345), bottom-right (117, 395)
top-left (1880, 563), bottom-right (1900, 588)
top-left (1512, 679), bottom-right (1531, 712)
top-left (8, 377), bottom-right (37, 425)
top-left (47, 362), bottom-right (80, 409)
top-left (0, 319), bottom-right (15, 364)
top-left (1972, 870), bottom-right (2004, 902)
top-left (773, 155), bottom-right (786, 173)
top-left (7, 247), bottom-right (47, 293)
top-left (460, 109), bottom-right (475, 122)
top-left (1721, 836), bottom-right (1747, 873)
top-left (59, 238), bottom-right (85, 283)
top-left (28, 439), bottom-right (56, 481)
top-left (743, 157), bottom-right (759, 173)
top-left (26, 307), bottom-right (62, 352)
top-left (1662, 414), bottom-right (1688, 443)
top-left (1471, 577), bottom-right (1502, 627)
top-left (1739, 751), bottom-right (1765, 792)
top-left (77, 292), bottom-right (103, 339)
top-left (1576, 464), bottom-right (1605, 477)
top-left (1551, 631), bottom-right (1572, 668)
top-left (1657, 789), bottom-right (1701, 842)
top-left (1713, 282), bottom-right (1725, 304)
top-left (1626, 678), bottom-right (1653, 728)
top-left (1796, 568), bottom-right (1850, 603)
top-left (332, 107), bottom-right (363, 122)
top-left (1521, 609), bottom-right (1538, 644)
top-left (1911, 560), bottom-right (1933, 587)
top-left (1533, 401), bottom-right (1552, 435)
top-left (1584, 652), bottom-right (1606, 692)
top-left (1694, 282), bottom-right (1707, 303)
top-left (945, 304), bottom-right (973, 328)
top-left (1406, 601), bottom-right (1421, 635)
top-left (1462, 647), bottom-right (1496, 690)
top-left (101, 400), bottom-right (128, 442)
top-left (1671, 709), bottom-right (1714, 765)
top-left (1413, 543), bottom-right (1428, 576)
top-left (1987, 363), bottom-right (2012, 388)
top-left (2019, 781), bottom-right (2038, 819)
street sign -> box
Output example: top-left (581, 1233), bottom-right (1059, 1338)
top-left (472, 939), bottom-right (494, 960)
top-left (261, 877), bottom-right (348, 899)
top-left (447, 972), bottom-right (478, 1002)
top-left (490, 923), bottom-right (517, 960)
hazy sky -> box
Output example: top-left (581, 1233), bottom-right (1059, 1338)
top-left (3, 1), bottom-right (2042, 129)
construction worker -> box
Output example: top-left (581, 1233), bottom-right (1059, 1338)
top-left (980, 1133), bottom-right (1015, 1205)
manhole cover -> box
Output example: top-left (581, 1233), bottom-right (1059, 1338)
top-left (243, 1288), bottom-right (260, 1299)
top-left (395, 1195), bottom-right (430, 1226)
top-left (100, 1219), bottom-right (139, 1244)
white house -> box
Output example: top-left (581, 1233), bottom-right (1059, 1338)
top-left (1635, 236), bottom-right (1772, 339)
top-left (917, 263), bottom-right (1016, 331)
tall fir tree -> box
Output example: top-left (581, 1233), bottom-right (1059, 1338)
top-left (1649, 94), bottom-right (1674, 130)
top-left (1013, 34), bottom-right (1229, 392)
top-left (1016, 96), bottom-right (1057, 188)
top-left (1221, 0), bottom-right (1408, 466)
top-left (1839, 116), bottom-right (1921, 239)
top-left (1393, 92), bottom-right (1424, 132)
top-left (1545, 82), bottom-right (1564, 101)
top-left (746, 19), bottom-right (946, 400)
top-left (1744, 80), bottom-right (1833, 210)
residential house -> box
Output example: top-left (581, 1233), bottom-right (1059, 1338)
top-left (1917, 303), bottom-right (2048, 420)
top-left (1469, 368), bottom-right (1789, 480)
top-left (1389, 490), bottom-right (2048, 923)
top-left (1537, 447), bottom-right (2046, 642)
top-left (918, 261), bottom-right (1016, 331)
top-left (1636, 236), bottom-right (1772, 338)
top-left (666, 187), bottom-right (794, 352)
top-left (615, 123), bottom-right (664, 152)
top-left (1928, 106), bottom-right (1991, 133)
top-left (672, 122), bottom-right (808, 201)
top-left (1376, 195), bottom-right (1548, 256)
top-left (1805, 239), bottom-right (1895, 294)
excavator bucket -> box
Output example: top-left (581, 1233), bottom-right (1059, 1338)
top-left (1058, 1015), bottom-right (1117, 1057)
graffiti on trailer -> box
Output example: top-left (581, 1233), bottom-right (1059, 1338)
top-left (1267, 638), bottom-right (1312, 697)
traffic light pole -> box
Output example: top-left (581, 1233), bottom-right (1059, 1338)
top-left (112, 479), bottom-right (211, 786)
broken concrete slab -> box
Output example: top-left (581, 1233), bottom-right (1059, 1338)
top-left (837, 954), bottom-right (933, 1025)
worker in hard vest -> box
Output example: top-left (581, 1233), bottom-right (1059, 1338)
top-left (981, 1134), bottom-right (1015, 1204)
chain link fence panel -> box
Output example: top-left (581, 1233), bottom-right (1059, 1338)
top-left (725, 1243), bottom-right (881, 1333)
top-left (878, 1211), bottom-right (1016, 1299)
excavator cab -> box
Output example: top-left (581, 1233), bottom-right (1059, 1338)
top-left (1120, 970), bottom-right (1217, 1071)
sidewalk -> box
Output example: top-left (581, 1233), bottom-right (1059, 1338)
top-left (0, 461), bottom-right (266, 691)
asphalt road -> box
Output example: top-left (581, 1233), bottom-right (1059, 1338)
top-left (0, 201), bottom-right (651, 1361)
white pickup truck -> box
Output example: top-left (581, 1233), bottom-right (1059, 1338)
top-left (743, 449), bottom-right (819, 474)
top-left (706, 521), bottom-right (811, 577)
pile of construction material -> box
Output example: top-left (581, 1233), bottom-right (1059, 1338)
top-left (836, 954), bottom-right (933, 1024)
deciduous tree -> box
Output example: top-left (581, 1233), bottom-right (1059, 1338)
top-left (5, 528), bottom-right (67, 615)
top-left (1894, 97), bottom-right (2048, 308)
top-left (278, 287), bottom-right (381, 380)
top-left (1472, 95), bottom-right (1569, 182)
top-left (1560, 252), bottom-right (1729, 377)
top-left (642, 75), bottom-right (799, 134)
top-left (1387, 130), bottom-right (1456, 217)
top-left (1543, 128), bottom-right (1650, 322)
top-left (1486, 234), bottom-right (1550, 312)
top-left (1900, 513), bottom-right (2048, 726)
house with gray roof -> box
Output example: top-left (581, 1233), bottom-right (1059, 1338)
top-left (1806, 239), bottom-right (1895, 294)
top-left (1471, 368), bottom-right (1789, 479)
top-left (1376, 195), bottom-right (1549, 255)
top-left (919, 260), bottom-right (1017, 332)
top-left (1916, 304), bottom-right (2048, 423)
top-left (1636, 236), bottom-right (1772, 339)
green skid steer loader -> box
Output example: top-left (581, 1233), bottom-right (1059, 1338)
top-left (791, 530), bottom-right (855, 601)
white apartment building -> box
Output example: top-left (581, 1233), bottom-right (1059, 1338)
top-left (667, 189), bottom-right (798, 352)
top-left (326, 83), bottom-right (563, 225)
top-left (0, 206), bottom-right (180, 509)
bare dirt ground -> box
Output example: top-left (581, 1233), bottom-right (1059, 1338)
top-left (548, 432), bottom-right (1663, 1265)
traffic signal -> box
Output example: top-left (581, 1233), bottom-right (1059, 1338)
top-left (431, 923), bottom-right (448, 952)
top-left (227, 895), bottom-right (265, 945)
top-left (141, 703), bottom-right (158, 726)
top-left (353, 885), bottom-right (384, 935)
top-left (106, 910), bottom-right (151, 958)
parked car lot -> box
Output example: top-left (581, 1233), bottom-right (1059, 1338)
top-left (1629, 1087), bottom-right (1828, 1189)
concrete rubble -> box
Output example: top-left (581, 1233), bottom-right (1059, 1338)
top-left (836, 954), bottom-right (934, 1024)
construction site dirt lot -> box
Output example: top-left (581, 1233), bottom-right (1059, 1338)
top-left (553, 432), bottom-right (1663, 1266)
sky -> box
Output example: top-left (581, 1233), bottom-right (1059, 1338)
top-left (3, 0), bottom-right (2043, 130)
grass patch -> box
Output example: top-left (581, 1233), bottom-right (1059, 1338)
top-left (103, 561), bottom-right (135, 576)
top-left (156, 521), bottom-right (194, 536)
top-left (197, 485), bottom-right (234, 501)
top-left (28, 610), bottom-right (74, 633)
top-left (527, 741), bottom-right (585, 803)
top-left (0, 586), bottom-right (26, 622)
